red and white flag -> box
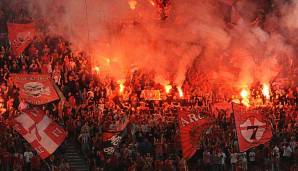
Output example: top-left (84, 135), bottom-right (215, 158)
top-left (13, 108), bottom-right (66, 159)
top-left (7, 23), bottom-right (36, 56)
top-left (233, 104), bottom-right (272, 152)
top-left (11, 74), bottom-right (59, 105)
top-left (178, 110), bottom-right (213, 159)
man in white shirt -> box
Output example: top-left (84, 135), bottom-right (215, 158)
top-left (230, 152), bottom-right (238, 171)
top-left (24, 150), bottom-right (33, 171)
top-left (218, 149), bottom-right (226, 171)
top-left (272, 145), bottom-right (280, 171)
top-left (248, 150), bottom-right (256, 170)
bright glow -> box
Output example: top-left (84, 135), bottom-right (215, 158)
top-left (128, 0), bottom-right (137, 10)
top-left (93, 66), bottom-right (100, 74)
top-left (177, 86), bottom-right (183, 97)
top-left (164, 84), bottom-right (172, 94)
top-left (148, 0), bottom-right (155, 6)
top-left (240, 89), bottom-right (249, 99)
top-left (118, 81), bottom-right (125, 94)
top-left (106, 58), bottom-right (110, 64)
top-left (262, 83), bottom-right (270, 99)
top-left (240, 88), bottom-right (250, 107)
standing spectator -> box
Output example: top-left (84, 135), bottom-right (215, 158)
top-left (24, 148), bottom-right (33, 171)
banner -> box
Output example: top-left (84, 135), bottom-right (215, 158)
top-left (102, 122), bottom-right (128, 156)
top-left (7, 23), bottom-right (36, 56)
top-left (141, 90), bottom-right (161, 100)
top-left (11, 74), bottom-right (59, 105)
top-left (233, 104), bottom-right (272, 152)
top-left (178, 110), bottom-right (213, 159)
top-left (13, 108), bottom-right (66, 159)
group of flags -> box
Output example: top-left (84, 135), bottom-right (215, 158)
top-left (11, 73), bottom-right (66, 160)
top-left (179, 103), bottom-right (273, 159)
top-left (6, 22), bottom-right (66, 160)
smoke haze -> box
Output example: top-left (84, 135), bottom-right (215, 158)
top-left (25, 0), bottom-right (297, 90)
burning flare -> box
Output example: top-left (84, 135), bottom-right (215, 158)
top-left (128, 0), bottom-right (137, 10)
top-left (262, 83), bottom-right (270, 100)
top-left (93, 66), bottom-right (100, 74)
top-left (177, 86), bottom-right (183, 98)
top-left (148, 0), bottom-right (155, 6)
top-left (118, 80), bottom-right (125, 94)
top-left (240, 88), bottom-right (250, 107)
top-left (164, 84), bottom-right (172, 94)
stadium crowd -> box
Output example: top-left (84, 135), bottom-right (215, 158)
top-left (0, 1), bottom-right (297, 171)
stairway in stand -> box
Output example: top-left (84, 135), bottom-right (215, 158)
top-left (64, 142), bottom-right (89, 171)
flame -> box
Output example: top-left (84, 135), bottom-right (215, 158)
top-left (128, 0), bottom-right (137, 10)
top-left (148, 0), bottom-right (155, 6)
top-left (93, 66), bottom-right (100, 74)
top-left (262, 83), bottom-right (270, 99)
top-left (240, 88), bottom-right (250, 107)
top-left (177, 86), bottom-right (183, 97)
top-left (118, 81), bottom-right (125, 94)
top-left (164, 84), bottom-right (172, 94)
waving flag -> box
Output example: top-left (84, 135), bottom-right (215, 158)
top-left (178, 110), bottom-right (213, 159)
top-left (7, 23), bottom-right (36, 56)
top-left (13, 108), bottom-right (66, 159)
top-left (11, 74), bottom-right (59, 105)
top-left (233, 104), bottom-right (272, 152)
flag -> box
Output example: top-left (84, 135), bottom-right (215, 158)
top-left (102, 120), bottom-right (128, 156)
top-left (13, 108), bottom-right (66, 159)
top-left (7, 23), bottom-right (36, 56)
top-left (141, 90), bottom-right (161, 100)
top-left (11, 74), bottom-right (59, 105)
top-left (233, 104), bottom-right (273, 152)
top-left (178, 110), bottom-right (213, 159)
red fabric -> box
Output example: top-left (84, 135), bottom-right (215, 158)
top-left (13, 108), bottom-right (66, 159)
top-left (7, 23), bottom-right (36, 56)
top-left (11, 74), bottom-right (59, 105)
top-left (233, 104), bottom-right (273, 152)
top-left (178, 110), bottom-right (213, 159)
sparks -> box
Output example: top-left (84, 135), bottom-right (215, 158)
top-left (128, 0), bottom-right (137, 10)
top-left (177, 86), bottom-right (183, 98)
top-left (262, 83), bottom-right (270, 100)
top-left (164, 84), bottom-right (172, 94)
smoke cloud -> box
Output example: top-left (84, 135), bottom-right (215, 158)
top-left (24, 0), bottom-right (297, 91)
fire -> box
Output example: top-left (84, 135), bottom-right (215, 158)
top-left (177, 86), bottom-right (183, 98)
top-left (262, 83), bottom-right (270, 99)
top-left (117, 80), bottom-right (125, 94)
top-left (148, 0), bottom-right (155, 6)
top-left (128, 0), bottom-right (137, 10)
top-left (164, 84), bottom-right (172, 94)
top-left (93, 66), bottom-right (100, 74)
top-left (240, 88), bottom-right (250, 107)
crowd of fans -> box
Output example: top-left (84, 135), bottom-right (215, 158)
top-left (0, 2), bottom-right (297, 171)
